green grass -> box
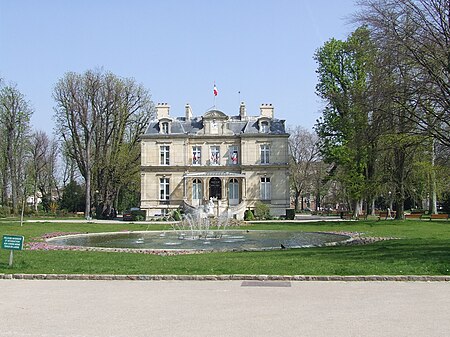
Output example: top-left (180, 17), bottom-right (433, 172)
top-left (0, 219), bottom-right (449, 275)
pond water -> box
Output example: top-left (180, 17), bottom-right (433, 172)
top-left (47, 230), bottom-right (349, 251)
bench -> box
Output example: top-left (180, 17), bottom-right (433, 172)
top-left (377, 211), bottom-right (396, 220)
top-left (405, 213), bottom-right (423, 219)
top-left (341, 213), bottom-right (353, 220)
top-left (430, 214), bottom-right (449, 221)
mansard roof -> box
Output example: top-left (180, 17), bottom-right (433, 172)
top-left (143, 108), bottom-right (288, 136)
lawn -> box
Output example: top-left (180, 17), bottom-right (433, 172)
top-left (0, 219), bottom-right (449, 276)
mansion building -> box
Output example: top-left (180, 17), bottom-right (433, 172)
top-left (140, 102), bottom-right (290, 219)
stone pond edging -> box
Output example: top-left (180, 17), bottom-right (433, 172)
top-left (0, 273), bottom-right (448, 281)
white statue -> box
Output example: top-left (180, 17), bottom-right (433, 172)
top-left (207, 198), bottom-right (215, 216)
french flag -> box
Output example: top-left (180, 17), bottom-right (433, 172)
top-left (213, 84), bottom-right (218, 96)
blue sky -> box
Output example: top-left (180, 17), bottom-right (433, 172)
top-left (1, 0), bottom-right (357, 132)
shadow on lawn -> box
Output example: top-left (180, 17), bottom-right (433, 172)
top-left (296, 239), bottom-right (450, 272)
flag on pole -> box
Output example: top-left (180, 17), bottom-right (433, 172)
top-left (213, 84), bottom-right (218, 96)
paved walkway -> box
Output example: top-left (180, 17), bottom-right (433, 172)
top-left (1, 280), bottom-right (449, 337)
top-left (23, 215), bottom-right (343, 225)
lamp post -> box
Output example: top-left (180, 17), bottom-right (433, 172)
top-left (387, 191), bottom-right (392, 218)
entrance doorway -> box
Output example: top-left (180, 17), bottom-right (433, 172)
top-left (209, 177), bottom-right (222, 199)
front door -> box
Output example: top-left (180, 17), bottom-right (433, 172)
top-left (209, 177), bottom-right (222, 199)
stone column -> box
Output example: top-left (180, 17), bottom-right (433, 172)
top-left (222, 178), bottom-right (227, 200)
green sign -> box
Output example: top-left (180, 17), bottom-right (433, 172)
top-left (2, 235), bottom-right (24, 250)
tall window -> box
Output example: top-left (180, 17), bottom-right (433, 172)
top-left (159, 178), bottom-right (170, 200)
top-left (160, 145), bottom-right (170, 165)
top-left (160, 122), bottom-right (169, 134)
top-left (260, 121), bottom-right (269, 133)
top-left (260, 144), bottom-right (270, 164)
top-left (210, 146), bottom-right (220, 165)
top-left (192, 179), bottom-right (202, 200)
top-left (229, 146), bottom-right (239, 165)
top-left (211, 120), bottom-right (218, 134)
top-left (260, 177), bottom-right (271, 200)
top-left (192, 146), bottom-right (201, 165)
top-left (228, 178), bottom-right (239, 205)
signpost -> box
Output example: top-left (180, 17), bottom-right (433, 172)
top-left (2, 235), bottom-right (24, 267)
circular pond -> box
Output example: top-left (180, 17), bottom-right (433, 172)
top-left (47, 230), bottom-right (350, 251)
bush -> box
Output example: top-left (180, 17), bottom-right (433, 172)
top-left (0, 206), bottom-right (11, 218)
top-left (172, 209), bottom-right (182, 221)
top-left (244, 209), bottom-right (255, 221)
top-left (254, 202), bottom-right (271, 220)
top-left (285, 208), bottom-right (295, 220)
top-left (131, 209), bottom-right (146, 221)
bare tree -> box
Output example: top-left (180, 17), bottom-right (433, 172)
top-left (288, 126), bottom-right (321, 211)
top-left (53, 69), bottom-right (154, 218)
top-left (29, 131), bottom-right (48, 210)
top-left (355, 0), bottom-right (450, 146)
top-left (0, 83), bottom-right (33, 213)
top-left (28, 131), bottom-right (60, 212)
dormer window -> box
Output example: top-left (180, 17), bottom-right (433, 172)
top-left (260, 121), bottom-right (269, 133)
top-left (160, 122), bottom-right (169, 134)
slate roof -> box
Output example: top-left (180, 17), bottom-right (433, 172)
top-left (144, 109), bottom-right (287, 136)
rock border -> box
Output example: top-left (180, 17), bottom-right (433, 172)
top-left (26, 230), bottom-right (391, 256)
top-left (0, 273), bottom-right (448, 281)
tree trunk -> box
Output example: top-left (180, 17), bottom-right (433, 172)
top-left (85, 137), bottom-right (91, 219)
top-left (370, 198), bottom-right (376, 216)
top-left (294, 190), bottom-right (300, 212)
top-left (429, 138), bottom-right (437, 214)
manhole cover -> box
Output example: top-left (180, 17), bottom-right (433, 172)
top-left (241, 281), bottom-right (291, 287)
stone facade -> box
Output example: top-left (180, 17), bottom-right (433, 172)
top-left (140, 102), bottom-right (290, 219)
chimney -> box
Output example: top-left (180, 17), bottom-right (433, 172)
top-left (156, 103), bottom-right (170, 119)
top-left (185, 103), bottom-right (193, 121)
top-left (260, 103), bottom-right (274, 118)
top-left (239, 101), bottom-right (246, 120)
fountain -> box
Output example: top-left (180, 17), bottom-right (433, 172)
top-left (45, 199), bottom-right (350, 252)
top-left (170, 205), bottom-right (231, 241)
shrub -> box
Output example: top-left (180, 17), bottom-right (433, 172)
top-left (254, 202), bottom-right (270, 220)
top-left (131, 209), bottom-right (146, 221)
top-left (244, 209), bottom-right (255, 221)
top-left (285, 208), bottom-right (295, 220)
top-left (172, 209), bottom-right (182, 221)
top-left (0, 206), bottom-right (11, 218)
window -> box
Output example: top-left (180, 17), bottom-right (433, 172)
top-left (260, 177), bottom-right (271, 200)
top-left (160, 146), bottom-right (170, 165)
top-left (160, 122), bottom-right (169, 134)
top-left (228, 178), bottom-right (239, 205)
top-left (229, 146), bottom-right (239, 165)
top-left (260, 144), bottom-right (270, 164)
top-left (192, 179), bottom-right (202, 200)
top-left (211, 120), bottom-right (218, 134)
top-left (210, 146), bottom-right (220, 165)
top-left (159, 178), bottom-right (170, 200)
top-left (260, 121), bottom-right (269, 133)
top-left (192, 146), bottom-right (201, 165)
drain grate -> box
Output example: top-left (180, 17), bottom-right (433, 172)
top-left (241, 281), bottom-right (291, 287)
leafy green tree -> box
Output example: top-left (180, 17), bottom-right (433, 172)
top-left (314, 27), bottom-right (377, 216)
top-left (60, 180), bottom-right (85, 213)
